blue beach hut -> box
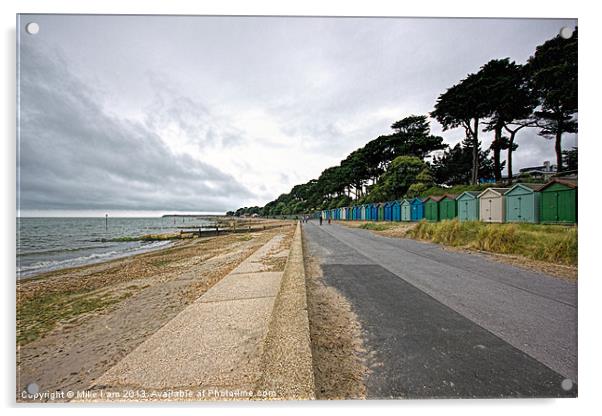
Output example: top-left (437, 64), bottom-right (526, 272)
top-left (410, 197), bottom-right (425, 221)
top-left (384, 202), bottom-right (393, 221)
top-left (370, 203), bottom-right (378, 221)
top-left (392, 200), bottom-right (401, 222)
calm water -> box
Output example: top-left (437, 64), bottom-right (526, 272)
top-left (16, 217), bottom-right (209, 279)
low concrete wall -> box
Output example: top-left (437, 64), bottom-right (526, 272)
top-left (256, 221), bottom-right (315, 400)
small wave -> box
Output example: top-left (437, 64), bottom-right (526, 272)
top-left (17, 244), bottom-right (117, 257)
top-left (17, 240), bottom-right (174, 278)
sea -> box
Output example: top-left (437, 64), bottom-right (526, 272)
top-left (16, 217), bottom-right (211, 279)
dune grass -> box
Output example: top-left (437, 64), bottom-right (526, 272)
top-left (406, 219), bottom-right (577, 266)
top-left (358, 222), bottom-right (398, 231)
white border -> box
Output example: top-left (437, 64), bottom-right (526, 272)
top-left (2, 1), bottom-right (600, 415)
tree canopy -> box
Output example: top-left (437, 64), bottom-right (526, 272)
top-left (232, 28), bottom-right (577, 217)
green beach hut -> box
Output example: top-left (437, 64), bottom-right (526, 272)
top-left (377, 203), bottom-right (385, 221)
top-left (539, 178), bottom-right (577, 224)
top-left (400, 199), bottom-right (411, 222)
top-left (456, 191), bottom-right (480, 221)
top-left (439, 194), bottom-right (458, 220)
top-left (424, 196), bottom-right (443, 222)
top-left (505, 183), bottom-right (544, 223)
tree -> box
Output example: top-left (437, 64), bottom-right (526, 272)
top-left (562, 147), bottom-right (578, 171)
top-left (389, 115), bottom-right (447, 159)
top-left (407, 166), bottom-right (435, 197)
top-left (526, 27), bottom-right (578, 171)
top-left (478, 59), bottom-right (537, 183)
top-left (431, 72), bottom-right (490, 184)
top-left (431, 137), bottom-right (497, 185)
top-left (364, 156), bottom-right (426, 202)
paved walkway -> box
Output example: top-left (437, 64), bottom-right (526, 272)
top-left (90, 234), bottom-right (289, 399)
top-left (303, 221), bottom-right (577, 398)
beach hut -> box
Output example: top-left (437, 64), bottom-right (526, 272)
top-left (383, 202), bottom-right (393, 221)
top-left (391, 200), bottom-right (401, 222)
top-left (377, 203), bottom-right (385, 221)
top-left (456, 191), bottom-right (480, 222)
top-left (340, 207), bottom-right (346, 220)
top-left (478, 188), bottom-right (509, 223)
top-left (424, 196), bottom-right (443, 222)
top-left (504, 183), bottom-right (544, 223)
top-left (360, 205), bottom-right (366, 220)
top-left (370, 203), bottom-right (378, 221)
top-left (410, 197), bottom-right (425, 221)
top-left (400, 199), bottom-right (411, 222)
top-left (539, 178), bottom-right (577, 224)
top-left (439, 194), bottom-right (458, 220)
top-left (365, 204), bottom-right (372, 221)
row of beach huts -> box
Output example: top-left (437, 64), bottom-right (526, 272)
top-left (319, 178), bottom-right (577, 224)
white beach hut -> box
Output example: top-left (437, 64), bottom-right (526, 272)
top-left (477, 188), bottom-right (509, 223)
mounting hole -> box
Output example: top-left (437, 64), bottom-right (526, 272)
top-left (25, 22), bottom-right (40, 35)
top-left (561, 378), bottom-right (574, 391)
top-left (559, 26), bottom-right (573, 39)
top-left (26, 382), bottom-right (39, 394)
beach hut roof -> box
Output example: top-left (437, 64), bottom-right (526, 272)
top-left (538, 178), bottom-right (578, 191)
top-left (410, 197), bottom-right (424, 204)
top-left (507, 183), bottom-right (545, 193)
top-left (441, 194), bottom-right (458, 200)
top-left (457, 191), bottom-right (480, 199)
top-left (424, 195), bottom-right (444, 202)
top-left (477, 187), bottom-right (509, 198)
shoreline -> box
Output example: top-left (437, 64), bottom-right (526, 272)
top-left (17, 239), bottom-right (177, 281)
top-left (17, 217), bottom-right (290, 280)
top-left (17, 221), bottom-right (296, 398)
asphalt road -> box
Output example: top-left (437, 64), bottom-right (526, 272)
top-left (302, 221), bottom-right (577, 399)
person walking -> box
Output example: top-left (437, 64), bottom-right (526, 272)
top-left (319, 215), bottom-right (323, 226)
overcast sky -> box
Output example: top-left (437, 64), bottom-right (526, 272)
top-left (17, 15), bottom-right (577, 216)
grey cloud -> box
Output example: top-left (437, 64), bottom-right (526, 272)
top-left (17, 16), bottom-right (577, 212)
top-left (18, 43), bottom-right (252, 212)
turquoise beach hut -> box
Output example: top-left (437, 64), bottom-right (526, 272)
top-left (410, 197), bottom-right (425, 221)
top-left (400, 199), bottom-right (411, 222)
top-left (505, 183), bottom-right (544, 223)
top-left (456, 191), bottom-right (480, 221)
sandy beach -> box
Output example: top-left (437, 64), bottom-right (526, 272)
top-left (16, 220), bottom-right (295, 400)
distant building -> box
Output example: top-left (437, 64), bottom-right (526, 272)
top-left (502, 160), bottom-right (558, 182)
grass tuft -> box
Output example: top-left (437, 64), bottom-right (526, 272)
top-left (358, 222), bottom-right (397, 231)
